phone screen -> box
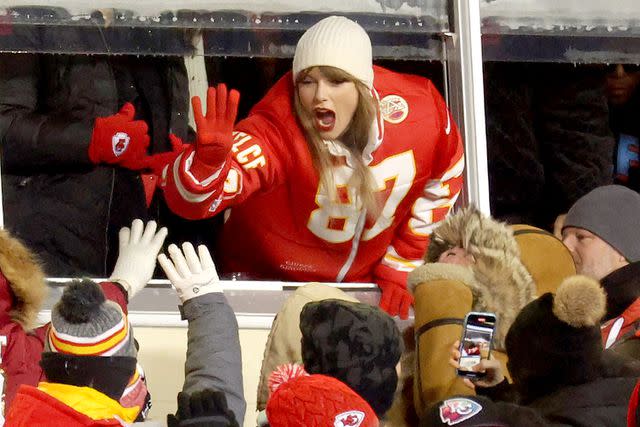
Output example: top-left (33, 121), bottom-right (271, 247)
top-left (457, 313), bottom-right (496, 378)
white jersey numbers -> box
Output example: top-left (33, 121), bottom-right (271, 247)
top-left (364, 151), bottom-right (416, 239)
top-left (307, 150), bottom-right (416, 243)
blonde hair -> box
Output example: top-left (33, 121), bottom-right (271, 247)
top-left (294, 66), bottom-right (380, 216)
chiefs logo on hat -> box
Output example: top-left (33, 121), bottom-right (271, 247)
top-left (112, 132), bottom-right (130, 157)
top-left (334, 410), bottom-right (365, 427)
top-left (439, 398), bottom-right (482, 425)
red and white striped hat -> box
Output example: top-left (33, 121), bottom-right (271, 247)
top-left (45, 279), bottom-right (135, 358)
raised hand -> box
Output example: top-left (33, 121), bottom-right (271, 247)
top-left (109, 219), bottom-right (168, 300)
top-left (88, 103), bottom-right (151, 170)
top-left (157, 242), bottom-right (222, 303)
top-left (191, 83), bottom-right (240, 169)
top-left (448, 340), bottom-right (505, 389)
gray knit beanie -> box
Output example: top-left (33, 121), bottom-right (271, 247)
top-left (45, 279), bottom-right (136, 357)
top-left (563, 185), bottom-right (640, 262)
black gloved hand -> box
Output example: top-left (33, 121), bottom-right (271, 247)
top-left (167, 389), bottom-right (239, 427)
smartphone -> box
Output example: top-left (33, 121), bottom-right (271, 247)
top-left (457, 312), bottom-right (497, 379)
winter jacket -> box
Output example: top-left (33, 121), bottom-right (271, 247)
top-left (161, 66), bottom-right (464, 293)
top-left (600, 262), bottom-right (640, 361)
top-left (0, 48), bottom-right (191, 277)
top-left (180, 292), bottom-right (246, 425)
top-left (405, 211), bottom-right (579, 422)
top-left (421, 395), bottom-right (551, 427)
top-left (423, 372), bottom-right (638, 427)
top-left (485, 62), bottom-right (615, 229)
top-left (6, 383), bottom-right (136, 426)
top-left (423, 359), bottom-right (640, 426)
top-left (476, 355), bottom-right (640, 426)
top-left (404, 209), bottom-right (538, 421)
top-left (0, 227), bottom-right (129, 408)
top-left (409, 207), bottom-right (537, 350)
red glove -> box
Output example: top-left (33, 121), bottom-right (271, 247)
top-left (138, 134), bottom-right (190, 207)
top-left (88, 103), bottom-right (150, 170)
top-left (140, 134), bottom-right (189, 176)
top-left (378, 280), bottom-right (414, 319)
top-left (190, 83), bottom-right (240, 179)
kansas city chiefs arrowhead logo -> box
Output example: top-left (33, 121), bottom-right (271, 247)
top-left (112, 132), bottom-right (130, 157)
top-left (380, 94), bottom-right (409, 124)
top-left (439, 398), bottom-right (482, 425)
top-left (334, 410), bottom-right (365, 427)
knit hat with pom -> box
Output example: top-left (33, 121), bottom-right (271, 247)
top-left (40, 279), bottom-right (140, 410)
top-left (505, 275), bottom-right (607, 401)
top-left (268, 363), bottom-right (309, 396)
top-left (266, 364), bottom-right (378, 427)
top-left (45, 279), bottom-right (135, 358)
top-left (292, 16), bottom-right (374, 89)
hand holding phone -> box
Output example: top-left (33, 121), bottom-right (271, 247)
top-left (449, 342), bottom-right (504, 389)
top-left (451, 312), bottom-right (504, 388)
top-left (457, 312), bottom-right (496, 378)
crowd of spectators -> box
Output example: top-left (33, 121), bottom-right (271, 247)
top-left (0, 12), bottom-right (639, 427)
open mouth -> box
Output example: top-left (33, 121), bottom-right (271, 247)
top-left (314, 108), bottom-right (336, 132)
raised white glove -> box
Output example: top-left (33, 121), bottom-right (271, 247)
top-left (109, 219), bottom-right (168, 299)
top-left (157, 242), bottom-right (222, 303)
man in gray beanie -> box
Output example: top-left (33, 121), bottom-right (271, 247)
top-left (561, 184), bottom-right (640, 360)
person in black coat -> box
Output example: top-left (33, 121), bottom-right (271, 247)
top-left (0, 11), bottom-right (220, 276)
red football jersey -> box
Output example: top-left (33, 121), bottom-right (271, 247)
top-left (161, 66), bottom-right (464, 290)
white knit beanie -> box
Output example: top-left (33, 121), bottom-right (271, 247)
top-left (292, 16), bottom-right (374, 90)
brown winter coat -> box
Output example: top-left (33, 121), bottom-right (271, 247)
top-left (404, 208), bottom-right (575, 420)
top-left (414, 208), bottom-right (537, 350)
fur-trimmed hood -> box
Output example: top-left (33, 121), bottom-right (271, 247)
top-left (0, 229), bottom-right (47, 330)
top-left (408, 207), bottom-right (536, 349)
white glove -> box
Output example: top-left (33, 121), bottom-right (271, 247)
top-left (109, 219), bottom-right (168, 299)
top-left (157, 242), bottom-right (222, 303)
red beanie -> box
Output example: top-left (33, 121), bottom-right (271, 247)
top-left (266, 372), bottom-right (378, 427)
